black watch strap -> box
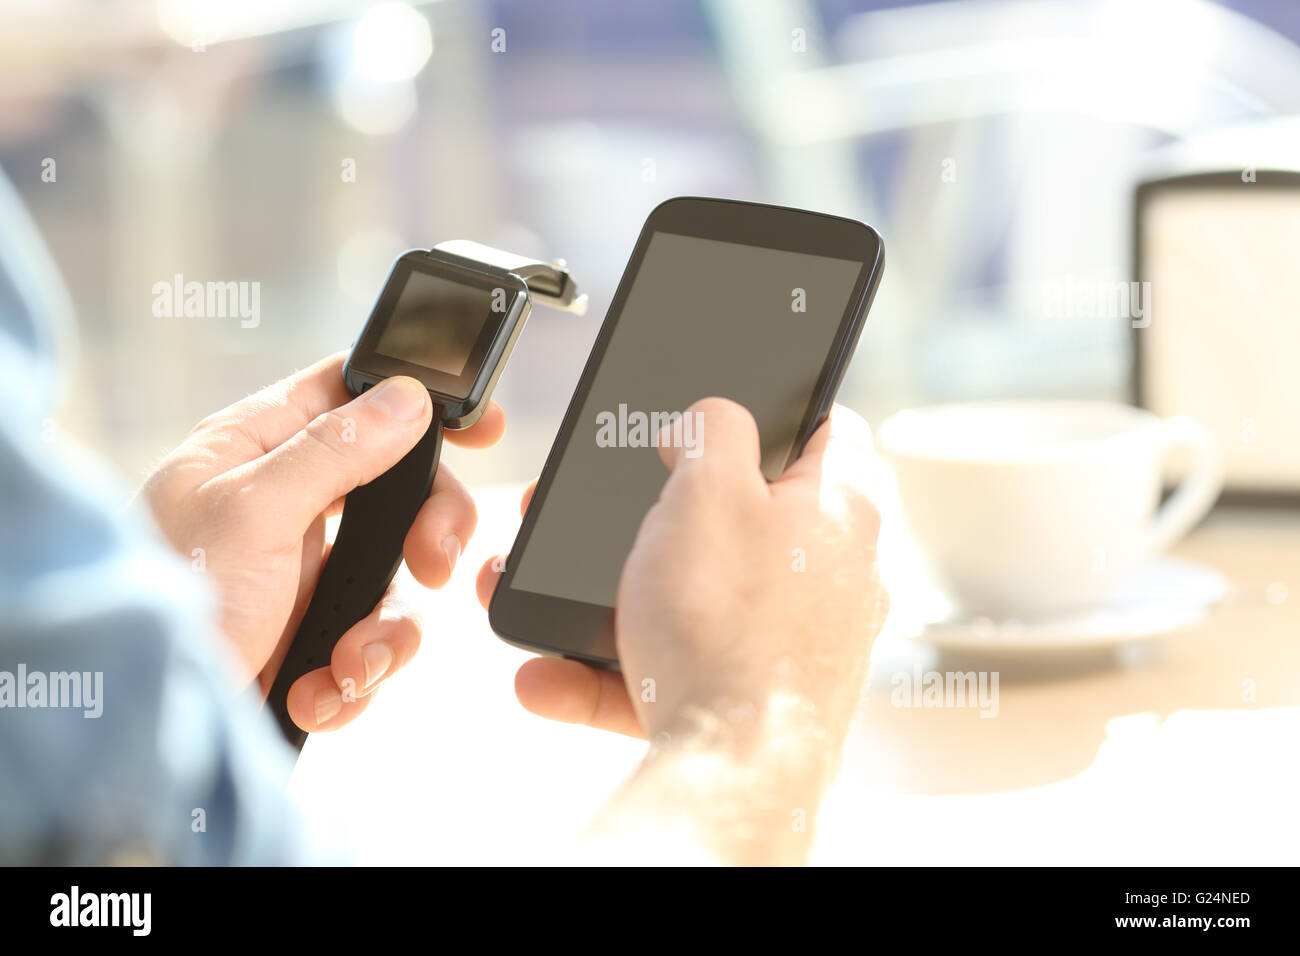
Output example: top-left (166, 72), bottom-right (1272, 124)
top-left (266, 414), bottom-right (444, 750)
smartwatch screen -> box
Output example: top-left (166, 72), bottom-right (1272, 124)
top-left (374, 270), bottom-right (494, 377)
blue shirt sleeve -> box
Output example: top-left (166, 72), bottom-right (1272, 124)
top-left (0, 168), bottom-right (318, 865)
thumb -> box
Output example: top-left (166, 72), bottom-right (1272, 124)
top-left (239, 376), bottom-right (432, 531)
top-left (657, 396), bottom-right (766, 494)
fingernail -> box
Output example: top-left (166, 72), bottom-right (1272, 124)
top-left (442, 533), bottom-right (461, 574)
top-left (365, 377), bottom-right (428, 421)
top-left (362, 641), bottom-right (393, 691)
top-left (314, 686), bottom-right (342, 726)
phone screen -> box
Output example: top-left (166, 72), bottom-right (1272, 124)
top-left (508, 230), bottom-right (865, 610)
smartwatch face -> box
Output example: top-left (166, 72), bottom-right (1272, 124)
top-left (374, 271), bottom-right (491, 377)
top-left (349, 252), bottom-right (526, 401)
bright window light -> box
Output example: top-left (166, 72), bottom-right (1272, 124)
top-left (351, 3), bottom-right (433, 83)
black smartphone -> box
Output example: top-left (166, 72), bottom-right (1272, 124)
top-left (489, 197), bottom-right (885, 666)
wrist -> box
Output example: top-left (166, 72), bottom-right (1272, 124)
top-left (600, 688), bottom-right (849, 865)
top-left (646, 654), bottom-right (862, 772)
top-left (652, 688), bottom-right (843, 791)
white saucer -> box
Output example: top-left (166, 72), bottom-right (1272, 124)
top-left (898, 557), bottom-right (1230, 652)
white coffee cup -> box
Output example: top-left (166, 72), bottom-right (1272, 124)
top-left (876, 400), bottom-right (1224, 618)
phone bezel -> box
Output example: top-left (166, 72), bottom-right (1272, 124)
top-left (488, 197), bottom-right (885, 668)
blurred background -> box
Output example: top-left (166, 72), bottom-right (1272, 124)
top-left (6, 0), bottom-right (1300, 489)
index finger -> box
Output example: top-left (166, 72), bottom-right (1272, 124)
top-left (198, 352), bottom-right (351, 454)
top-left (443, 400), bottom-right (506, 449)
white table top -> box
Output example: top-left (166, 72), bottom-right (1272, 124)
top-left (293, 485), bottom-right (1300, 865)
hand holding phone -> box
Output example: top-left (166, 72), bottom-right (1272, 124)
top-left (476, 397), bottom-right (890, 865)
top-left (490, 197), bottom-right (886, 667)
top-left (616, 396), bottom-right (888, 728)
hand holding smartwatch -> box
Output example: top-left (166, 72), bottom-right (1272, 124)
top-left (266, 240), bottom-right (587, 751)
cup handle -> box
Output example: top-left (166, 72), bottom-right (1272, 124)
top-left (1138, 416), bottom-right (1224, 558)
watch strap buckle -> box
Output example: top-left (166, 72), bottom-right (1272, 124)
top-left (431, 239), bottom-right (588, 315)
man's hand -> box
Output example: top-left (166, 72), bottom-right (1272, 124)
top-left (476, 399), bottom-right (888, 863)
top-left (142, 352), bottom-right (503, 734)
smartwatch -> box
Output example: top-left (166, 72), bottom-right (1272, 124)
top-left (267, 240), bottom-right (586, 751)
